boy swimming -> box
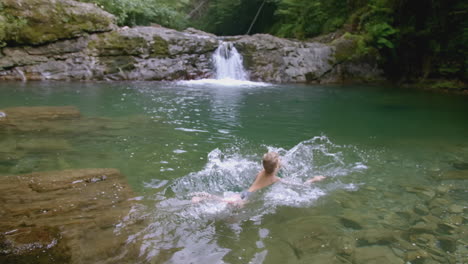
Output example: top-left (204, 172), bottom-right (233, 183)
top-left (191, 151), bottom-right (325, 204)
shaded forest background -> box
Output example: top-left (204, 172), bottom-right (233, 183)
top-left (3, 0), bottom-right (467, 85)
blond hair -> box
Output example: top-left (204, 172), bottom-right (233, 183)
top-left (263, 152), bottom-right (279, 174)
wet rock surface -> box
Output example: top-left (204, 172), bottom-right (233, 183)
top-left (0, 0), bottom-right (383, 83)
top-left (0, 168), bottom-right (139, 264)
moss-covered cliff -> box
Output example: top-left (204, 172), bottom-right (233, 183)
top-left (0, 0), bottom-right (115, 46)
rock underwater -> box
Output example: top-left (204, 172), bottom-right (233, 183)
top-left (0, 0), bottom-right (383, 83)
top-left (0, 168), bottom-right (142, 264)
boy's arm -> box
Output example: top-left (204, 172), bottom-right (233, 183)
top-left (279, 178), bottom-right (303, 186)
top-left (304, 175), bottom-right (326, 184)
top-left (280, 176), bottom-right (325, 186)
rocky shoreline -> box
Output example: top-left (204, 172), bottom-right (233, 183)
top-left (0, 0), bottom-right (383, 84)
top-left (0, 105), bottom-right (148, 263)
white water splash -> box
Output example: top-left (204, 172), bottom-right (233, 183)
top-left (135, 136), bottom-right (368, 262)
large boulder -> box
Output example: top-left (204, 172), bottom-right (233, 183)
top-left (232, 34), bottom-right (335, 83)
top-left (0, 0), bottom-right (115, 46)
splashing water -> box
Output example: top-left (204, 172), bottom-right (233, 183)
top-left (133, 136), bottom-right (367, 262)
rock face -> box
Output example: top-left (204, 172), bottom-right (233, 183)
top-left (0, 0), bottom-right (383, 83)
top-left (0, 168), bottom-right (140, 263)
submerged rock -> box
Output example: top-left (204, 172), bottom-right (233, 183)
top-left (0, 226), bottom-right (71, 264)
top-left (0, 106), bottom-right (81, 121)
top-left (353, 245), bottom-right (404, 264)
top-left (0, 168), bottom-right (140, 263)
top-left (438, 170), bottom-right (468, 180)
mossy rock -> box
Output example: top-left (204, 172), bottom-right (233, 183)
top-left (150, 36), bottom-right (170, 57)
top-left (0, 226), bottom-right (71, 264)
top-left (331, 33), bottom-right (379, 64)
top-left (88, 31), bottom-right (148, 56)
top-left (1, 0), bottom-right (115, 46)
top-left (99, 56), bottom-right (136, 75)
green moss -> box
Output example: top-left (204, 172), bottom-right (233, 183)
top-left (150, 36), bottom-right (169, 57)
top-left (332, 34), bottom-right (359, 63)
top-left (89, 32), bottom-right (148, 56)
top-left (0, 0), bottom-right (114, 46)
top-left (332, 33), bottom-right (378, 64)
top-left (426, 80), bottom-right (466, 90)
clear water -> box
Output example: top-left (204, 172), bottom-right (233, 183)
top-left (1, 81), bottom-right (467, 263)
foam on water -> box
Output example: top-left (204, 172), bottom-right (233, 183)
top-left (134, 136), bottom-right (368, 262)
top-left (177, 78), bottom-right (271, 87)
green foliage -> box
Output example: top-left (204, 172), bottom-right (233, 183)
top-left (80, 0), bottom-right (188, 29)
top-left (365, 22), bottom-right (397, 49)
top-left (0, 13), bottom-right (28, 47)
top-left (190, 0), bottom-right (278, 36)
top-left (273, 0), bottom-right (348, 39)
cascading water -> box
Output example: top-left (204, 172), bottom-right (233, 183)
top-left (176, 41), bottom-right (267, 86)
top-left (212, 42), bottom-right (248, 80)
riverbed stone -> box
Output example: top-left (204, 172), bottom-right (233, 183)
top-left (333, 235), bottom-right (355, 256)
top-left (444, 215), bottom-right (464, 225)
top-left (405, 249), bottom-right (429, 263)
top-left (437, 222), bottom-right (458, 235)
top-left (438, 170), bottom-right (468, 180)
top-left (428, 197), bottom-right (450, 209)
top-left (414, 204), bottom-right (429, 215)
top-left (435, 185), bottom-right (451, 194)
top-left (356, 228), bottom-right (399, 246)
top-left (410, 221), bottom-right (437, 234)
top-left (448, 204), bottom-right (464, 214)
top-left (452, 162), bottom-right (468, 170)
top-left (339, 210), bottom-right (365, 230)
top-left (353, 245), bottom-right (404, 264)
top-left (438, 236), bottom-right (458, 253)
top-left (0, 168), bottom-right (141, 263)
top-left (404, 185), bottom-right (436, 200)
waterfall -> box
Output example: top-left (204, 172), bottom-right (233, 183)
top-left (212, 42), bottom-right (248, 80)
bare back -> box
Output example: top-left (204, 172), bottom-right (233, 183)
top-left (247, 169), bottom-right (281, 192)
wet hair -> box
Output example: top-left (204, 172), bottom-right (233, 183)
top-left (262, 152), bottom-right (279, 174)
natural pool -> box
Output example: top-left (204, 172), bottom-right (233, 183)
top-left (0, 81), bottom-right (467, 263)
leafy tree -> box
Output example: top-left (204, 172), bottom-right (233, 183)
top-left (80, 0), bottom-right (189, 29)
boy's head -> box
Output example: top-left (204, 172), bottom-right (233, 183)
top-left (263, 152), bottom-right (280, 174)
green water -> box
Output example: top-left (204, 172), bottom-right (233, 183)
top-left (1, 81), bottom-right (467, 263)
